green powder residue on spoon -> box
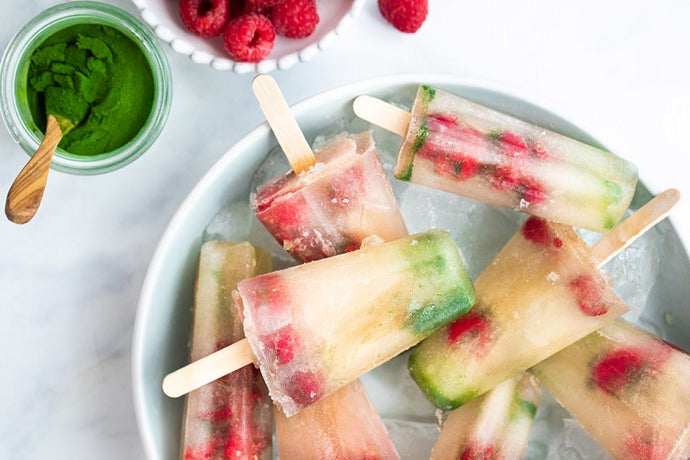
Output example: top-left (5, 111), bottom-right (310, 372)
top-left (26, 23), bottom-right (154, 156)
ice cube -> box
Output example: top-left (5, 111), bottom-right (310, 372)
top-left (202, 200), bottom-right (253, 243)
top-left (398, 184), bottom-right (522, 278)
top-left (383, 418), bottom-right (439, 460)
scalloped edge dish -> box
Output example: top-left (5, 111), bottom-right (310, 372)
top-left (129, 0), bottom-right (366, 73)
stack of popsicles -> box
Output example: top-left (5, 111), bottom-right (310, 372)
top-left (248, 75), bottom-right (406, 459)
top-left (164, 78), bottom-right (687, 459)
top-left (181, 241), bottom-right (273, 460)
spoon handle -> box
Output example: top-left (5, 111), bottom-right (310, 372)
top-left (5, 114), bottom-right (63, 224)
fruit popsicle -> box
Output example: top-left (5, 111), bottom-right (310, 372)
top-left (532, 319), bottom-right (690, 459)
top-left (274, 378), bottom-right (400, 459)
top-left (430, 372), bottom-right (541, 460)
top-left (355, 86), bottom-right (638, 232)
top-left (254, 131), bottom-right (408, 262)
top-left (181, 241), bottom-right (273, 460)
top-left (235, 229), bottom-right (475, 416)
top-left (256, 132), bottom-right (404, 454)
top-left (409, 217), bottom-right (629, 410)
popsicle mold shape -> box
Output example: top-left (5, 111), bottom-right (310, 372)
top-left (274, 378), bottom-right (400, 459)
top-left (254, 131), bottom-right (408, 263)
top-left (408, 217), bottom-right (629, 410)
top-left (236, 229), bottom-right (475, 416)
top-left (355, 86), bottom-right (639, 232)
top-left (181, 241), bottom-right (273, 460)
top-left (532, 319), bottom-right (690, 460)
top-left (430, 372), bottom-right (541, 460)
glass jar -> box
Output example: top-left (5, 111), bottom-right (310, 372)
top-left (0, 1), bottom-right (172, 175)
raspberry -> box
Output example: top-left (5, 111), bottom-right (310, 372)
top-left (183, 439), bottom-right (218, 460)
top-left (180, 0), bottom-right (231, 38)
top-left (447, 310), bottom-right (493, 357)
top-left (378, 0), bottom-right (428, 33)
top-left (223, 13), bottom-right (275, 62)
top-left (231, 0), bottom-right (282, 16)
top-left (286, 370), bottom-right (325, 407)
top-left (252, 0), bottom-right (286, 7)
top-left (568, 274), bottom-right (610, 316)
top-left (500, 131), bottom-right (527, 150)
top-left (590, 348), bottom-right (646, 395)
top-left (198, 406), bottom-right (232, 422)
top-left (459, 443), bottom-right (495, 460)
top-left (270, 0), bottom-right (320, 38)
top-left (520, 176), bottom-right (546, 204)
top-left (268, 325), bottom-right (300, 364)
top-left (522, 216), bottom-right (550, 245)
top-left (426, 113), bottom-right (458, 132)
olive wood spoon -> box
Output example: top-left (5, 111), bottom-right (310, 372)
top-left (6, 114), bottom-right (64, 224)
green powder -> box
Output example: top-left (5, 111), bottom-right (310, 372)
top-left (26, 23), bottom-right (154, 156)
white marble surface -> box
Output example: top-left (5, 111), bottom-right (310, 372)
top-left (1, 1), bottom-right (689, 458)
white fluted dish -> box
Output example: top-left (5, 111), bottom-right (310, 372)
top-left (129, 0), bottom-right (366, 73)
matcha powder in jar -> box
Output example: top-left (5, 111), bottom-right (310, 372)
top-left (26, 23), bottom-right (155, 156)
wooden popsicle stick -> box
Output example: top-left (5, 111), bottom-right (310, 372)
top-left (252, 74), bottom-right (316, 174)
top-left (590, 188), bottom-right (681, 268)
top-left (162, 338), bottom-right (254, 398)
top-left (352, 95), bottom-right (411, 137)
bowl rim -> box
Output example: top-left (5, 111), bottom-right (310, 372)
top-left (131, 72), bottom-right (689, 459)
top-left (128, 0), bottom-right (367, 73)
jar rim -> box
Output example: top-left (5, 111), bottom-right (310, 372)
top-left (0, 1), bottom-right (172, 175)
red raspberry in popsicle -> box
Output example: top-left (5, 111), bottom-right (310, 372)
top-left (286, 370), bottom-right (325, 407)
top-left (447, 310), bottom-right (494, 357)
top-left (268, 325), bottom-right (300, 364)
top-left (590, 347), bottom-right (648, 395)
top-left (183, 439), bottom-right (218, 460)
top-left (271, 0), bottom-right (320, 38)
top-left (180, 0), bottom-right (232, 37)
top-left (499, 131), bottom-right (529, 158)
top-left (426, 112), bottom-right (458, 132)
top-left (223, 13), bottom-right (276, 62)
top-left (459, 443), bottom-right (495, 460)
top-left (520, 176), bottom-right (546, 205)
top-left (568, 274), bottom-right (609, 316)
top-left (522, 216), bottom-right (550, 245)
top-left (624, 430), bottom-right (669, 460)
top-left (199, 406), bottom-right (232, 422)
top-left (223, 426), bottom-right (267, 458)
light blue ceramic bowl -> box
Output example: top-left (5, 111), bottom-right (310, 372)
top-left (132, 74), bottom-right (690, 459)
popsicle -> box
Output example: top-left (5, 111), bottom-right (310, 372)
top-left (532, 319), bottom-right (690, 459)
top-left (163, 229), bottom-right (475, 418)
top-left (181, 241), bottom-right (273, 460)
top-left (252, 75), bottom-right (407, 263)
top-left (252, 73), bottom-right (401, 458)
top-left (430, 372), bottom-right (541, 460)
top-left (353, 86), bottom-right (639, 233)
top-left (407, 189), bottom-right (680, 411)
top-left (274, 379), bottom-right (400, 459)
top-left (253, 131), bottom-right (408, 262)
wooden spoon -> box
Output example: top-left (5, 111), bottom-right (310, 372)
top-left (6, 108), bottom-right (83, 224)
